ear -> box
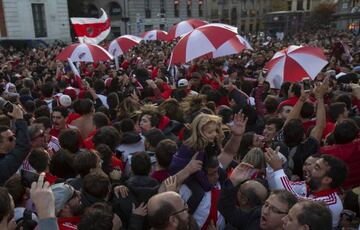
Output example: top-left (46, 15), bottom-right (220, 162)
top-left (322, 176), bottom-right (333, 187)
top-left (169, 215), bottom-right (179, 227)
top-left (302, 225), bottom-right (310, 230)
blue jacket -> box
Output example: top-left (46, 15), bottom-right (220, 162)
top-left (0, 119), bottom-right (31, 185)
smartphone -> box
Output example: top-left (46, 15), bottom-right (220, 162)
top-left (3, 102), bottom-right (14, 114)
top-left (21, 169), bottom-right (40, 188)
top-left (302, 78), bottom-right (311, 92)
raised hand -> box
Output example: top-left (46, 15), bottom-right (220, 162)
top-left (229, 162), bottom-right (254, 186)
top-left (230, 113), bottom-right (248, 137)
top-left (313, 76), bottom-right (330, 99)
top-left (164, 176), bottom-right (178, 192)
top-left (30, 172), bottom-right (56, 219)
top-left (264, 146), bottom-right (282, 171)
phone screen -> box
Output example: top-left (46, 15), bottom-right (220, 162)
top-left (21, 169), bottom-right (40, 188)
top-left (302, 79), bottom-right (311, 91)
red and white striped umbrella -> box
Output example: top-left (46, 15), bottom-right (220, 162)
top-left (108, 35), bottom-right (142, 57)
top-left (264, 45), bottom-right (328, 89)
top-left (211, 35), bottom-right (253, 58)
top-left (169, 23), bottom-right (239, 64)
top-left (141, 30), bottom-right (168, 41)
top-left (167, 19), bottom-right (208, 41)
top-left (56, 43), bottom-right (113, 62)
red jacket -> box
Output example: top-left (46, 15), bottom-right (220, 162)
top-left (320, 139), bottom-right (360, 189)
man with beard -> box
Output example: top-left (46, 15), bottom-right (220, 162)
top-left (51, 183), bottom-right (82, 229)
top-left (148, 191), bottom-right (199, 230)
top-left (266, 148), bottom-right (348, 228)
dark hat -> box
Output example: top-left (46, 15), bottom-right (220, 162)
top-left (143, 128), bottom-right (166, 147)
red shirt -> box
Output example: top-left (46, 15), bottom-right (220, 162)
top-left (151, 169), bottom-right (170, 183)
top-left (320, 139), bottom-right (360, 189)
top-left (57, 216), bottom-right (81, 230)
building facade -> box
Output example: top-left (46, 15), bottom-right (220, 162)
top-left (77, 0), bottom-right (207, 38)
top-left (206, 0), bottom-right (271, 33)
top-left (265, 0), bottom-right (337, 35)
top-left (0, 0), bottom-right (71, 42)
top-left (334, 0), bottom-right (360, 34)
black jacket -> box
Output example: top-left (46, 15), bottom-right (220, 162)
top-left (218, 180), bottom-right (262, 230)
top-left (113, 175), bottom-right (159, 229)
top-left (0, 119), bottom-right (31, 185)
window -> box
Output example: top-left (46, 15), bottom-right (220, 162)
top-left (87, 4), bottom-right (99, 17)
top-left (32, 4), bottom-right (47, 37)
top-left (306, 0), bottom-right (311, 10)
top-left (145, 0), bottom-right (151, 18)
top-left (160, 24), bottom-right (165, 30)
top-left (160, 0), bottom-right (166, 16)
top-left (231, 8), bottom-right (237, 25)
top-left (111, 27), bottom-right (121, 38)
top-left (199, 0), bottom-right (203, 17)
top-left (187, 0), bottom-right (192, 17)
top-left (287, 1), bottom-right (292, 11)
top-left (297, 0), bottom-right (303, 11)
top-left (144, 25), bottom-right (153, 31)
top-left (109, 2), bottom-right (122, 16)
top-left (249, 24), bottom-right (253, 32)
top-left (174, 0), bottom-right (179, 17)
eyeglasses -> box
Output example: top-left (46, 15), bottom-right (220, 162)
top-left (263, 201), bottom-right (288, 215)
top-left (170, 203), bottom-right (188, 216)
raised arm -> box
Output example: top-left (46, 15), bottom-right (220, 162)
top-left (309, 78), bottom-right (329, 142)
top-left (218, 113), bottom-right (248, 169)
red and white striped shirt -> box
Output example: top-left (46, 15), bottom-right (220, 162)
top-left (268, 169), bottom-right (343, 228)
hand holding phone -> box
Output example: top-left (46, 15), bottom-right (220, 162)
top-left (302, 78), bottom-right (311, 92)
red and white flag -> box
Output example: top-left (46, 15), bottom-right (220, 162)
top-left (70, 8), bottom-right (111, 44)
top-left (68, 58), bottom-right (84, 89)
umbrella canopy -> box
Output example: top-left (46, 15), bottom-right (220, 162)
top-left (141, 30), bottom-right (168, 41)
top-left (169, 23), bottom-right (239, 64)
top-left (211, 35), bottom-right (253, 58)
top-left (264, 45), bottom-right (328, 89)
top-left (56, 43), bottom-right (113, 62)
top-left (108, 35), bottom-right (142, 57)
top-left (167, 19), bottom-right (208, 41)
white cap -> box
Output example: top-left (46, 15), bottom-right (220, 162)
top-left (177, 79), bottom-right (189, 87)
top-left (59, 95), bottom-right (72, 107)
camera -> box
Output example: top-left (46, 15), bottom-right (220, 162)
top-left (0, 97), bottom-right (14, 113)
top-left (21, 169), bottom-right (39, 188)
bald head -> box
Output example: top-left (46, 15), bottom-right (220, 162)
top-left (148, 192), bottom-right (186, 229)
top-left (241, 180), bottom-right (268, 207)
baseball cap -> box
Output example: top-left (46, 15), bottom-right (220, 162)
top-left (177, 79), bottom-right (189, 88)
top-left (51, 183), bottom-right (76, 215)
top-left (59, 95), bottom-right (72, 107)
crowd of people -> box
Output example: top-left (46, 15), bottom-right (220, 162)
top-left (0, 28), bottom-right (359, 230)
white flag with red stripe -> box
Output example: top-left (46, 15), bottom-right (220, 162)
top-left (70, 8), bottom-right (111, 44)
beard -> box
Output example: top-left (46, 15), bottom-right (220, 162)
top-left (309, 176), bottom-right (322, 191)
top-left (176, 215), bottom-right (199, 230)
